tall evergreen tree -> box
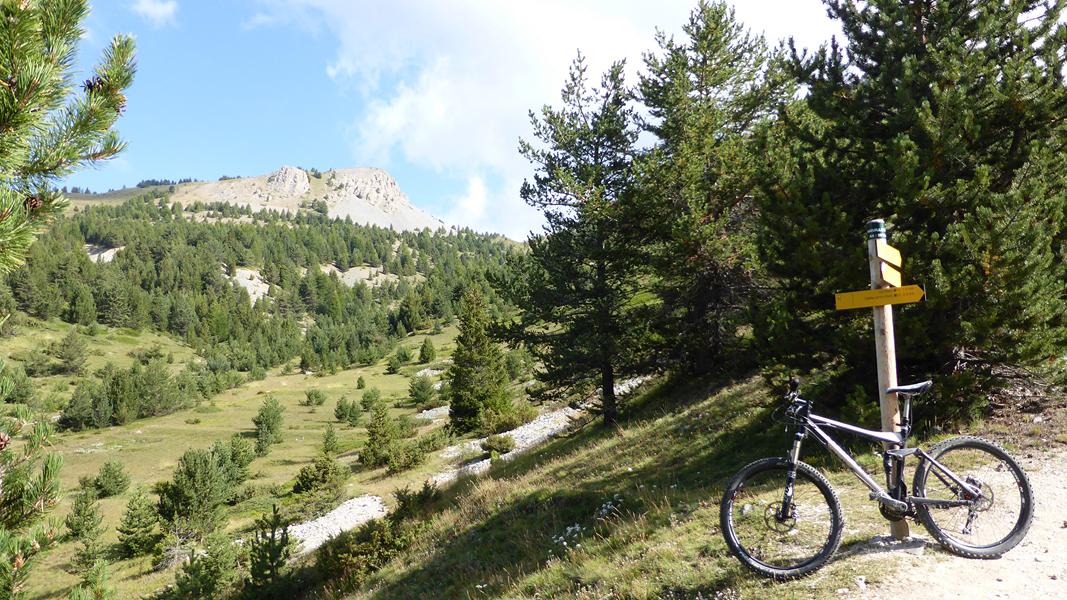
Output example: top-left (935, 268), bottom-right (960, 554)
top-left (757, 0), bottom-right (1067, 417)
top-left (447, 289), bottom-right (510, 432)
top-left (637, 1), bottom-right (788, 374)
top-left (504, 55), bottom-right (645, 424)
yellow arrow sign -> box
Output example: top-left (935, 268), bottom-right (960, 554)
top-left (876, 240), bottom-right (902, 268)
top-left (880, 262), bottom-right (902, 287)
top-left (835, 285), bottom-right (924, 310)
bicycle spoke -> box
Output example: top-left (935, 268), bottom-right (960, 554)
top-left (920, 446), bottom-right (1024, 548)
top-left (728, 466), bottom-right (836, 569)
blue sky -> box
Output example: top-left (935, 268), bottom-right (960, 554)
top-left (69, 1), bottom-right (839, 239)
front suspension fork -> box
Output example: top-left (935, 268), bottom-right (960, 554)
top-left (778, 430), bottom-right (805, 521)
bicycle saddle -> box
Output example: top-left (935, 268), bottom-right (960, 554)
top-left (886, 380), bottom-right (932, 395)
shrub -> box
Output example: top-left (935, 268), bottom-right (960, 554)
top-left (315, 518), bottom-right (420, 593)
top-left (386, 354), bottom-right (403, 375)
top-left (391, 482), bottom-right (441, 523)
top-left (301, 388), bottom-right (327, 407)
top-left (0, 360), bottom-right (34, 405)
top-left (360, 387), bottom-right (381, 412)
top-left (481, 434), bottom-right (516, 457)
top-left (395, 345), bottom-right (413, 363)
top-left (94, 460), bottom-right (130, 497)
top-left (68, 560), bottom-right (114, 600)
top-left (293, 453), bottom-right (345, 495)
top-left (334, 396), bottom-right (359, 426)
top-left (479, 401), bottom-right (537, 435)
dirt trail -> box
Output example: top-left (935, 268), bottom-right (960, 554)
top-left (854, 445), bottom-right (1067, 599)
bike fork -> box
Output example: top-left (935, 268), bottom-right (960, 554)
top-left (779, 430), bottom-right (805, 521)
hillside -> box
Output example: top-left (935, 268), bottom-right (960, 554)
top-left (310, 376), bottom-right (1066, 600)
top-left (70, 166), bottom-right (446, 232)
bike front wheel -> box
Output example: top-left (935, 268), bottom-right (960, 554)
top-left (913, 436), bottom-right (1033, 558)
top-left (720, 457), bottom-right (844, 579)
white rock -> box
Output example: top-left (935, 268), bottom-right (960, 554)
top-left (289, 495), bottom-right (388, 554)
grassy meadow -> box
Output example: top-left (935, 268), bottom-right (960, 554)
top-left (1, 319), bottom-right (470, 599)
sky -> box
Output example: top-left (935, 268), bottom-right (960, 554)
top-left (69, 0), bottom-right (841, 239)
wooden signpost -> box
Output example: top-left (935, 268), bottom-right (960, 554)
top-left (834, 219), bottom-right (922, 540)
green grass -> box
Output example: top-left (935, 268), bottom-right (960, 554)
top-left (16, 324), bottom-right (466, 600)
top-left (338, 376), bottom-right (901, 600)
top-left (0, 319), bottom-right (197, 411)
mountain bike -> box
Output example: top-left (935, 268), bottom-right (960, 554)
top-left (719, 378), bottom-right (1033, 579)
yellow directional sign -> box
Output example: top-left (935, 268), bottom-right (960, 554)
top-left (835, 285), bottom-right (924, 310)
top-left (876, 240), bottom-right (902, 268)
top-left (880, 262), bottom-right (902, 287)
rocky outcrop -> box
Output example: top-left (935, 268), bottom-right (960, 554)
top-left (266, 165), bottom-right (310, 198)
top-left (323, 168), bottom-right (445, 231)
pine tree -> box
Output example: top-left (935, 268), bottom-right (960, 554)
top-left (756, 0), bottom-right (1067, 417)
top-left (636, 1), bottom-right (788, 374)
top-left (361, 402), bottom-right (401, 468)
top-left (0, 1), bottom-right (135, 276)
top-left (334, 397), bottom-right (353, 424)
top-left (93, 460), bottom-right (129, 497)
top-left (156, 448), bottom-right (228, 538)
top-left (116, 488), bottom-right (158, 558)
top-left (321, 423), bottom-right (339, 455)
top-left (67, 559), bottom-right (114, 600)
top-left (408, 375), bottom-right (435, 407)
top-left (246, 505), bottom-right (292, 597)
top-left (65, 485), bottom-right (104, 572)
top-left (418, 337), bottom-right (436, 363)
top-left (447, 289), bottom-right (511, 432)
top-left (504, 55), bottom-right (643, 424)
top-left (356, 375), bottom-right (366, 389)
top-left (65, 487), bottom-right (102, 542)
top-left (253, 395), bottom-right (284, 456)
top-left (52, 330), bottom-right (88, 375)
top-left (171, 532), bottom-right (238, 600)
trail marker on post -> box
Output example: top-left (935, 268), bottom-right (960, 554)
top-left (835, 219), bottom-right (913, 540)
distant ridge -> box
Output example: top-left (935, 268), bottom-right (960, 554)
top-left (165, 166), bottom-right (446, 232)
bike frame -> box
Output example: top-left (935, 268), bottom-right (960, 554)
top-left (779, 397), bottom-right (983, 519)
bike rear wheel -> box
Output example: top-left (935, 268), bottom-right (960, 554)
top-left (720, 457), bottom-right (844, 579)
top-left (913, 436), bottom-right (1033, 558)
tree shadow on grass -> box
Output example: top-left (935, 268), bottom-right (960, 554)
top-left (363, 375), bottom-right (793, 598)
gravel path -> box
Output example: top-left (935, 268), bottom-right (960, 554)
top-left (842, 445), bottom-right (1067, 599)
top-left (289, 376), bottom-right (650, 555)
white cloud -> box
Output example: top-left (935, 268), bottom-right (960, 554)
top-left (254, 0), bottom-right (839, 238)
top-left (131, 0), bottom-right (178, 28)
